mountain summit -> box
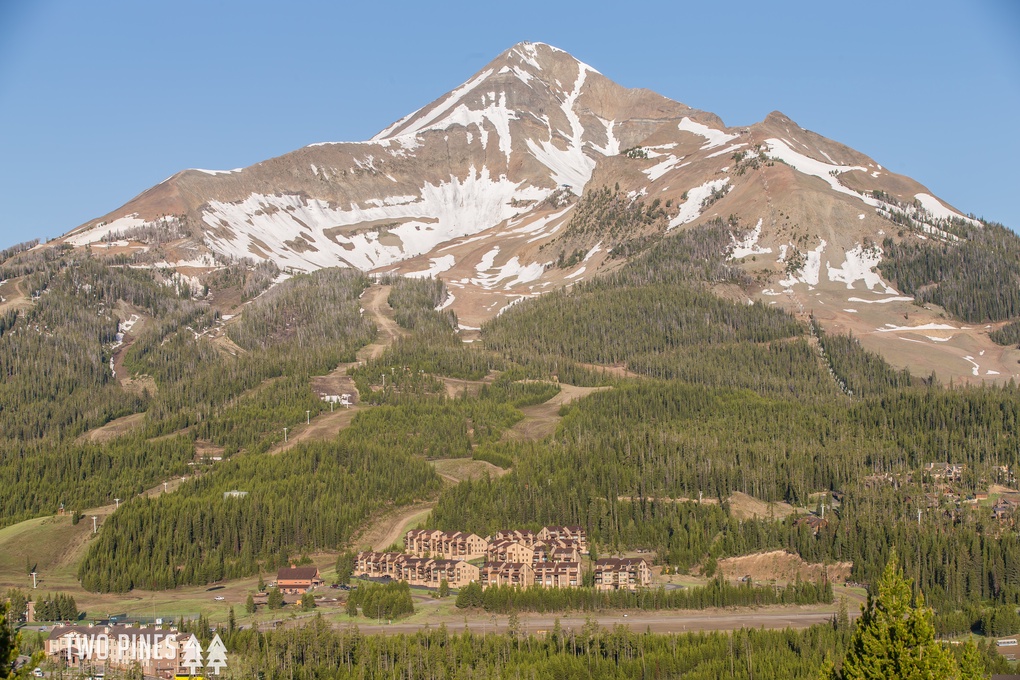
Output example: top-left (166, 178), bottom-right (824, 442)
top-left (60, 42), bottom-right (1012, 381)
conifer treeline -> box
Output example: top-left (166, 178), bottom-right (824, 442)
top-left (879, 221), bottom-right (1020, 322)
top-left (78, 437), bottom-right (442, 592)
top-left (454, 578), bottom-right (832, 614)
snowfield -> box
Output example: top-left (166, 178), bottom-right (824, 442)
top-left (200, 167), bottom-right (549, 272)
top-left (668, 178), bottom-right (730, 230)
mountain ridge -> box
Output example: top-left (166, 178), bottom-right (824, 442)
top-left (55, 41), bottom-right (1015, 384)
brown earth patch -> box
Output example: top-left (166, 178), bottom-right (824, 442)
top-left (504, 383), bottom-right (611, 442)
top-left (268, 406), bottom-right (361, 455)
top-left (76, 413), bottom-right (146, 444)
top-left (354, 503), bottom-right (436, 553)
top-left (430, 458), bottom-right (508, 484)
top-left (717, 550), bottom-right (852, 585)
top-left (727, 491), bottom-right (802, 520)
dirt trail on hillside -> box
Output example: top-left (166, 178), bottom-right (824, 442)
top-left (505, 383), bottom-right (611, 441)
top-left (355, 503), bottom-right (436, 552)
top-left (0, 277), bottom-right (32, 314)
top-left (357, 285), bottom-right (405, 363)
top-left (269, 406), bottom-right (361, 455)
top-left (76, 413), bottom-right (147, 444)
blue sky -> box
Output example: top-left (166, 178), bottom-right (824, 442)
top-left (1, 0), bottom-right (1017, 249)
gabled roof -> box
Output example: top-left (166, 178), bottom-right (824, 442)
top-left (277, 566), bottom-right (320, 581)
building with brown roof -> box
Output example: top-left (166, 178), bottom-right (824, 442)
top-left (593, 558), bottom-right (650, 591)
top-left (356, 552), bottom-right (479, 589)
top-left (533, 539), bottom-right (582, 564)
top-left (534, 562), bottom-right (580, 588)
top-left (537, 526), bottom-right (588, 553)
top-left (480, 562), bottom-right (535, 589)
top-left (490, 529), bottom-right (539, 547)
top-left (276, 566), bottom-right (323, 594)
top-left (405, 529), bottom-right (488, 560)
top-left (486, 539), bottom-right (536, 564)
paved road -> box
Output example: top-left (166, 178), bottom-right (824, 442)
top-left (327, 605), bottom-right (857, 636)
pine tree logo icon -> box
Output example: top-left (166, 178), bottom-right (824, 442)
top-left (181, 635), bottom-right (204, 675)
top-left (206, 634), bottom-right (229, 675)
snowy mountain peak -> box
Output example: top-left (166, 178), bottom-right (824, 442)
top-left (56, 41), bottom-right (1000, 384)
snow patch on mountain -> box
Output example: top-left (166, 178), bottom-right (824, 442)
top-left (677, 118), bottom-right (739, 150)
top-left (195, 168), bottom-right (242, 176)
top-left (418, 91), bottom-right (517, 162)
top-left (525, 61), bottom-right (597, 189)
top-left (372, 69), bottom-right (495, 141)
top-left (825, 244), bottom-right (895, 292)
top-left (68, 214), bottom-right (178, 246)
top-left (728, 219), bottom-right (771, 259)
top-left (847, 295), bottom-right (914, 304)
top-left (472, 248), bottom-right (546, 289)
top-left (878, 323), bottom-right (963, 332)
top-left (200, 167), bottom-right (546, 272)
top-left (780, 240), bottom-right (826, 287)
top-left (668, 178), bottom-right (730, 230)
top-left (914, 193), bottom-right (980, 226)
top-left (764, 139), bottom-right (875, 206)
top-left (643, 155), bottom-right (684, 181)
top-left (406, 254), bottom-right (457, 279)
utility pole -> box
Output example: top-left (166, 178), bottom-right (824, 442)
top-left (917, 509), bottom-right (922, 525)
top-left (284, 428), bottom-right (288, 443)
top-left (163, 481), bottom-right (168, 493)
top-left (114, 498), bottom-right (121, 509)
top-left (31, 571), bottom-right (37, 589)
top-left (306, 410), bottom-right (310, 425)
top-left (92, 516), bottom-right (98, 534)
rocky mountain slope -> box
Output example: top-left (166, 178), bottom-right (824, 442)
top-left (59, 42), bottom-right (1019, 383)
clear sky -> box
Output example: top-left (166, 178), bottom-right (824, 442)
top-left (1, 0), bottom-right (1017, 249)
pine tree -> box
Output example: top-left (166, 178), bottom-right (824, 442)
top-left (956, 640), bottom-right (985, 680)
top-left (300, 592), bottom-right (315, 611)
top-left (335, 551), bottom-right (355, 586)
top-left (834, 550), bottom-right (960, 679)
top-left (267, 588), bottom-right (283, 610)
top-left (438, 579), bottom-right (450, 599)
top-left (245, 594), bottom-right (255, 615)
top-left (1, 603), bottom-right (19, 679)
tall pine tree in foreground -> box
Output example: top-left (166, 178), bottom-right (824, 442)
top-left (830, 550), bottom-right (984, 680)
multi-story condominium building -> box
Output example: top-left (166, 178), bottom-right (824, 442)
top-left (592, 558), bottom-right (650, 591)
top-left (486, 539), bottom-right (536, 564)
top-left (489, 529), bottom-right (538, 547)
top-left (534, 562), bottom-right (581, 588)
top-left (355, 551), bottom-right (480, 589)
top-left (404, 529), bottom-right (489, 560)
top-left (537, 526), bottom-right (588, 553)
top-left (479, 562), bottom-right (535, 589)
top-left (532, 539), bottom-right (581, 564)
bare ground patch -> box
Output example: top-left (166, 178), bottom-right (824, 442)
top-left (354, 503), bottom-right (436, 552)
top-left (727, 491), bottom-right (802, 520)
top-left (504, 383), bottom-right (611, 442)
top-left (430, 458), bottom-right (508, 484)
top-left (717, 550), bottom-right (852, 585)
top-left (268, 407), bottom-right (361, 455)
top-left (76, 412), bottom-right (146, 444)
